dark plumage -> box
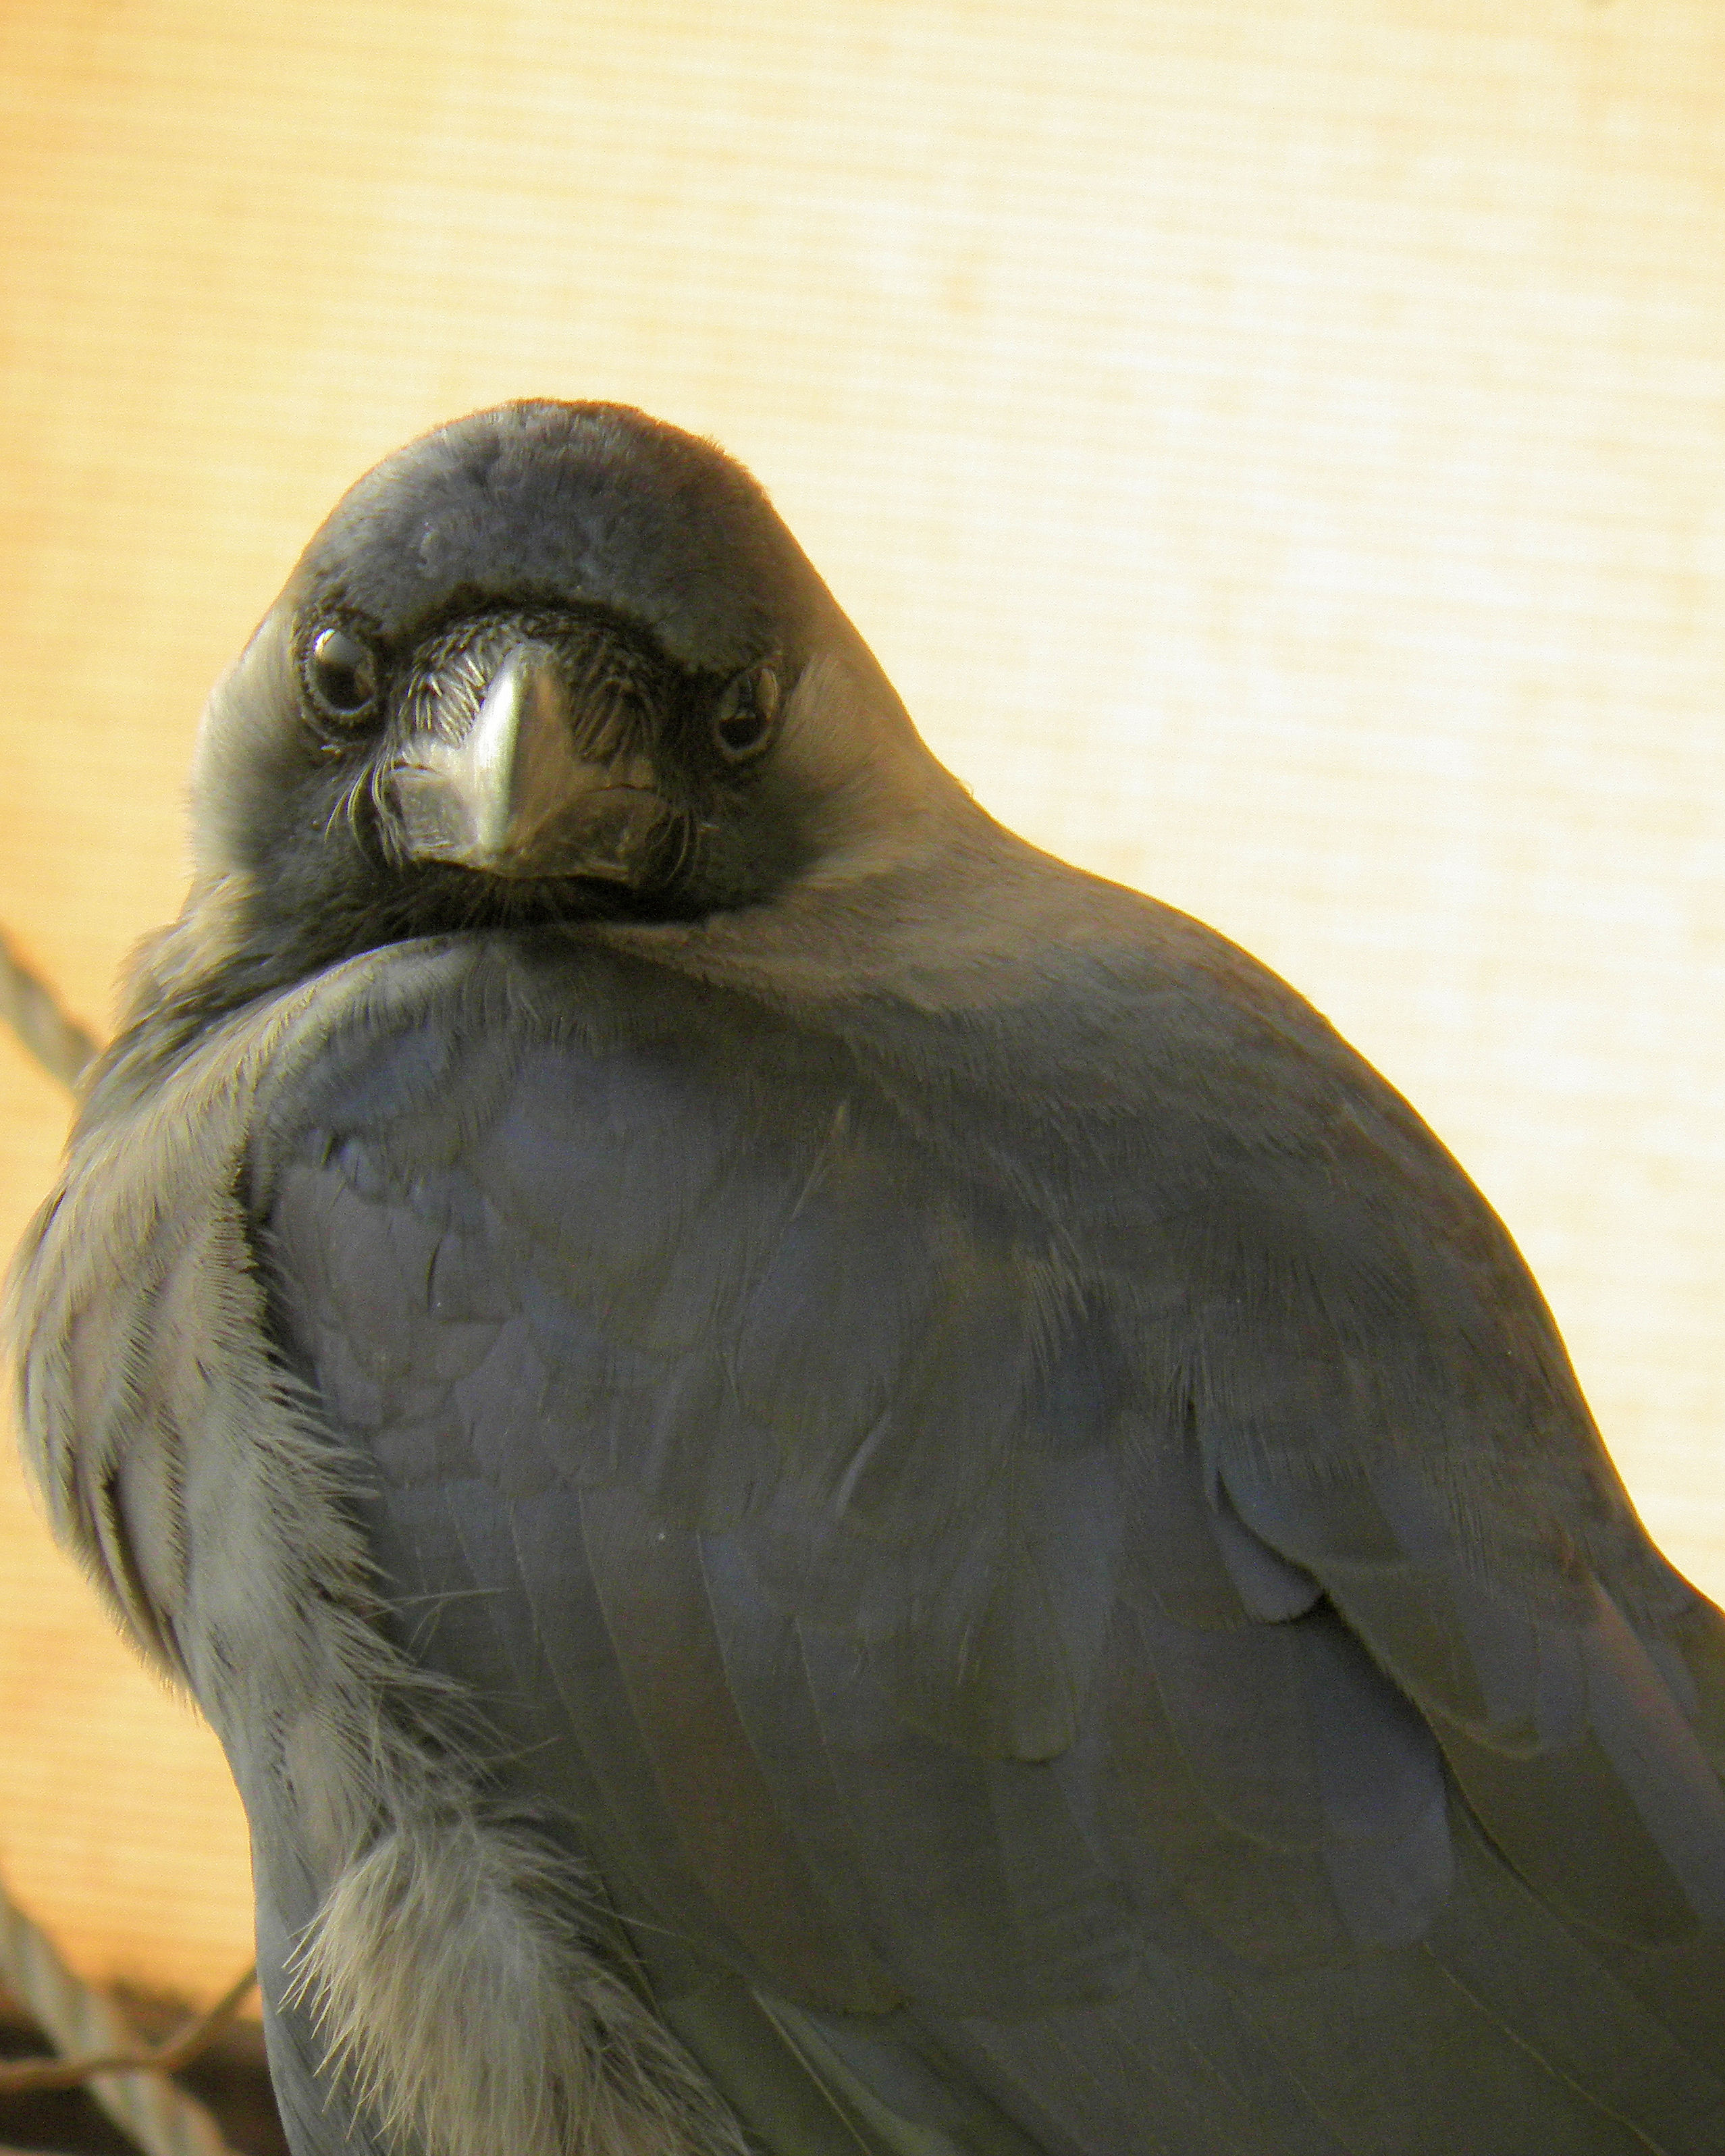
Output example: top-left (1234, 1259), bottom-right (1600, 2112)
top-left (10, 399), bottom-right (1725, 2156)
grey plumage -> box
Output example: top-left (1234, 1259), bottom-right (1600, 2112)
top-left (9, 400), bottom-right (1725, 2155)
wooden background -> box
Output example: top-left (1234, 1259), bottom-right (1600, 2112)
top-left (1, 0), bottom-right (1721, 2003)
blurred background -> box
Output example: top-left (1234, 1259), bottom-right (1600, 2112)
top-left (1, 0), bottom-right (1720, 2020)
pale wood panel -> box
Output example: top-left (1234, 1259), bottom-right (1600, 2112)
top-left (1, 0), bottom-right (1720, 1994)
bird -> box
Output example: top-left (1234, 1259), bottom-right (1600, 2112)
top-left (9, 397), bottom-right (1725, 2156)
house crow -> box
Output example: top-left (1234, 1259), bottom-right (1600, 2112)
top-left (9, 400), bottom-right (1725, 2156)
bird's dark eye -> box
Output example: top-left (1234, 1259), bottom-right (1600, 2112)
top-left (712, 661), bottom-right (780, 762)
top-left (303, 625), bottom-right (380, 724)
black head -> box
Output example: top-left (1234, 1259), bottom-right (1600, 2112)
top-left (190, 401), bottom-right (941, 986)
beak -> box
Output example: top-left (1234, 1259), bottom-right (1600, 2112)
top-left (389, 641), bottom-right (676, 882)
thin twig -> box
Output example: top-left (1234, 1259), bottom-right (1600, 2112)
top-left (0, 1874), bottom-right (237, 2156)
top-left (0, 928), bottom-right (99, 1093)
top-left (0, 1965), bottom-right (257, 2096)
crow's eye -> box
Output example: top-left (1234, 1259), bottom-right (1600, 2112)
top-left (712, 660), bottom-right (780, 762)
top-left (304, 625), bottom-right (381, 724)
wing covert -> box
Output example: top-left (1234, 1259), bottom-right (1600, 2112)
top-left (254, 930), bottom-right (1725, 2151)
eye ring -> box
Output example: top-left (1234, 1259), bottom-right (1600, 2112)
top-left (302, 623), bottom-right (381, 727)
top-left (712, 660), bottom-right (780, 762)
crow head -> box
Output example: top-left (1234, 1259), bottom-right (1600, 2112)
top-left (190, 401), bottom-right (949, 985)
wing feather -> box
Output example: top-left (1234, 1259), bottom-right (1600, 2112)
top-left (251, 930), bottom-right (1725, 2151)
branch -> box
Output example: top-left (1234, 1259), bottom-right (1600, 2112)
top-left (0, 1965), bottom-right (257, 2095)
top-left (0, 1873), bottom-right (238, 2156)
top-left (0, 928), bottom-right (98, 1093)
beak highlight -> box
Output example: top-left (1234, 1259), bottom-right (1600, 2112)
top-left (389, 643), bottom-right (674, 883)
